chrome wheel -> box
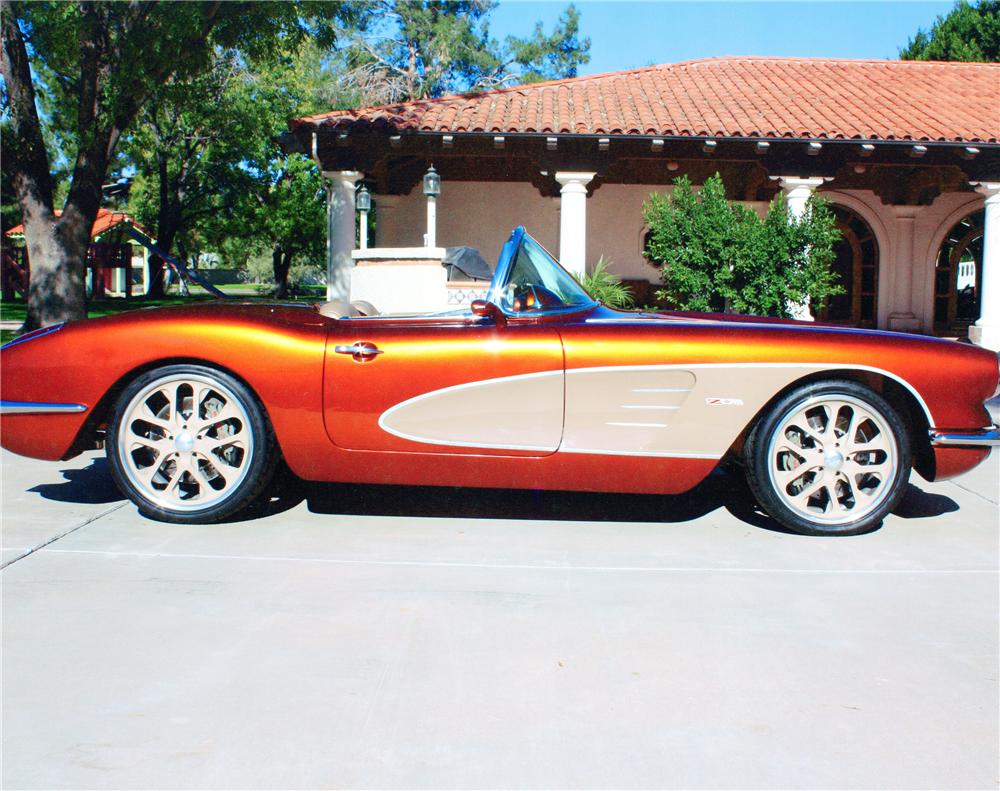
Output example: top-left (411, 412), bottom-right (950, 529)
top-left (765, 394), bottom-right (899, 526)
top-left (117, 373), bottom-right (254, 512)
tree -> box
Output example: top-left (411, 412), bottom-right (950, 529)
top-left (0, 2), bottom-right (359, 331)
top-left (259, 156), bottom-right (327, 298)
top-left (900, 0), bottom-right (1000, 62)
top-left (228, 42), bottom-right (350, 297)
top-left (209, 153), bottom-right (327, 298)
top-left (342, 0), bottom-right (590, 103)
top-left (643, 174), bottom-right (842, 318)
top-left (124, 54), bottom-right (254, 296)
top-left (0, 121), bottom-right (20, 237)
top-left (123, 33), bottom-right (358, 298)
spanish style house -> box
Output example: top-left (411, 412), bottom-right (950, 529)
top-left (286, 56), bottom-right (1000, 350)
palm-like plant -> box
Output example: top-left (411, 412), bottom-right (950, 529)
top-left (576, 256), bottom-right (635, 309)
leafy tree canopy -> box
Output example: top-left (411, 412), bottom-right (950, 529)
top-left (643, 174), bottom-right (843, 318)
top-left (121, 40), bottom-right (337, 296)
top-left (0, 1), bottom-right (366, 329)
top-left (899, 0), bottom-right (1000, 61)
top-left (342, 0), bottom-right (590, 103)
top-left (122, 2), bottom-right (589, 296)
top-left (13, 1), bottom-right (359, 169)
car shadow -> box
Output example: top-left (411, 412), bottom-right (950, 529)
top-left (891, 483), bottom-right (960, 519)
top-left (297, 470), bottom-right (960, 534)
top-left (25, 459), bottom-right (960, 532)
top-left (27, 457), bottom-right (125, 505)
top-left (301, 469), bottom-right (780, 531)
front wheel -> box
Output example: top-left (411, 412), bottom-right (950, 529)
top-left (745, 381), bottom-right (911, 536)
top-left (106, 365), bottom-right (279, 523)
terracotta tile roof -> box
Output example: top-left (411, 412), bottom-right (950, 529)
top-left (5, 208), bottom-right (154, 240)
top-left (294, 56), bottom-right (1000, 143)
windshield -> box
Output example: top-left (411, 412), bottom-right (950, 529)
top-left (491, 232), bottom-right (596, 315)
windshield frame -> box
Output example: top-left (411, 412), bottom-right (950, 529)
top-left (486, 227), bottom-right (598, 317)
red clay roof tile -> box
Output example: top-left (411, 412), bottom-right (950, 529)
top-left (5, 208), bottom-right (153, 240)
top-left (294, 56), bottom-right (1000, 143)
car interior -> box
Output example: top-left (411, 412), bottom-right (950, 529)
top-left (315, 227), bottom-right (597, 321)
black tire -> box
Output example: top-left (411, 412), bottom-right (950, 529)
top-left (744, 380), bottom-right (911, 536)
top-left (106, 364), bottom-right (280, 523)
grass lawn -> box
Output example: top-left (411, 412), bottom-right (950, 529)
top-left (0, 297), bottom-right (206, 326)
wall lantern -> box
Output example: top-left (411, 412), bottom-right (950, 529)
top-left (356, 184), bottom-right (372, 212)
top-left (356, 185), bottom-right (371, 250)
top-left (423, 165), bottom-right (441, 197)
top-left (423, 165), bottom-right (441, 247)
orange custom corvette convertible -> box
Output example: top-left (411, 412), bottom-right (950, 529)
top-left (2, 227), bottom-right (998, 535)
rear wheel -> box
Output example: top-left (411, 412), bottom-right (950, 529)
top-left (745, 381), bottom-right (910, 536)
top-left (106, 365), bottom-right (279, 523)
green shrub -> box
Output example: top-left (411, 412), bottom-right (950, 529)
top-left (643, 173), bottom-right (842, 317)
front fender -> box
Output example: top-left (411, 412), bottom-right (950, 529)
top-left (0, 308), bottom-right (330, 469)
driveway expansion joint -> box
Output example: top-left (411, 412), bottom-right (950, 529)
top-left (0, 502), bottom-right (127, 570)
top-left (41, 548), bottom-right (1000, 574)
top-left (948, 478), bottom-right (999, 505)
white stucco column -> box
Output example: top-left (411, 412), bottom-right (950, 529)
top-left (778, 176), bottom-right (827, 219)
top-left (773, 176), bottom-right (828, 321)
top-left (888, 206), bottom-right (921, 332)
top-left (555, 172), bottom-right (596, 278)
top-left (324, 170), bottom-right (361, 302)
top-left (425, 194), bottom-right (437, 247)
top-left (970, 182), bottom-right (1000, 351)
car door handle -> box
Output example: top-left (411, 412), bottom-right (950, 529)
top-left (334, 343), bottom-right (385, 358)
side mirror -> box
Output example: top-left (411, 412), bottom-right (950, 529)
top-left (470, 299), bottom-right (507, 327)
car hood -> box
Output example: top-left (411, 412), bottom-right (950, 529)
top-left (584, 305), bottom-right (960, 343)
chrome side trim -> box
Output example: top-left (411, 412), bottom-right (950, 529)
top-left (0, 400), bottom-right (88, 415)
top-left (559, 447), bottom-right (722, 460)
top-left (929, 427), bottom-right (1000, 447)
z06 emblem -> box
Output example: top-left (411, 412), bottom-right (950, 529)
top-left (705, 397), bottom-right (744, 406)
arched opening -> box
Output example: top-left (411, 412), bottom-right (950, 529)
top-left (933, 210), bottom-right (984, 338)
top-left (816, 206), bottom-right (879, 328)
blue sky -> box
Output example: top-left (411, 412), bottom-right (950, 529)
top-left (490, 1), bottom-right (956, 74)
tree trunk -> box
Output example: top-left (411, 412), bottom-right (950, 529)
top-left (146, 152), bottom-right (178, 299)
top-left (20, 222), bottom-right (90, 331)
top-left (147, 223), bottom-right (179, 298)
top-left (146, 254), bottom-right (167, 299)
top-left (2, 4), bottom-right (225, 326)
top-left (2, 3), bottom-right (116, 330)
top-left (273, 244), bottom-right (294, 299)
top-left (1, 5), bottom-right (89, 330)
top-left (174, 236), bottom-right (192, 297)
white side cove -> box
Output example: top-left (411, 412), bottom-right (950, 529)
top-left (378, 364), bottom-right (934, 459)
top-left (378, 370), bottom-right (564, 452)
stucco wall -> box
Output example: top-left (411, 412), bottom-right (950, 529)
top-left (583, 184), bottom-right (659, 282)
top-left (375, 182), bottom-right (559, 267)
top-left (375, 181), bottom-right (775, 283)
top-left (372, 180), bottom-right (987, 333)
top-left (820, 189), bottom-right (985, 332)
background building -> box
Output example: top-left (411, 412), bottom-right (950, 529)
top-left (3, 209), bottom-right (154, 300)
top-left (287, 56), bottom-right (1000, 348)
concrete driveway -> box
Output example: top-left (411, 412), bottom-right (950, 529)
top-left (2, 447), bottom-right (997, 790)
